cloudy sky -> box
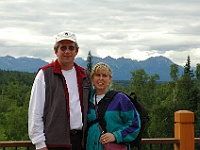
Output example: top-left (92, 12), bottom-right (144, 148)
top-left (0, 0), bottom-right (200, 67)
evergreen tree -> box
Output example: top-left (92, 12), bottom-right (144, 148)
top-left (170, 64), bottom-right (179, 81)
top-left (86, 51), bottom-right (93, 72)
top-left (195, 63), bottom-right (200, 80)
top-left (184, 56), bottom-right (194, 77)
top-left (176, 56), bottom-right (198, 111)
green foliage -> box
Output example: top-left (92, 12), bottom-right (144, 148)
top-left (196, 63), bottom-right (200, 80)
top-left (4, 100), bottom-right (29, 140)
top-left (130, 69), bottom-right (160, 107)
top-left (0, 70), bottom-right (34, 140)
top-left (170, 63), bottom-right (179, 81)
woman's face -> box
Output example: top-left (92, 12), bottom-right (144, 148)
top-left (92, 68), bottom-right (112, 94)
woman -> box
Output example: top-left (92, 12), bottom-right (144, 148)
top-left (86, 62), bottom-right (141, 150)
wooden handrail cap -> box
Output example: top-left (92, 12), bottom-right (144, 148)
top-left (174, 110), bottom-right (194, 123)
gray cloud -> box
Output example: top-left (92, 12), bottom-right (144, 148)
top-left (0, 0), bottom-right (200, 67)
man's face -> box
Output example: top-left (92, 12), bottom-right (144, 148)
top-left (55, 40), bottom-right (78, 69)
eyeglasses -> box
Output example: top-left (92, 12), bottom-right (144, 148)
top-left (59, 45), bottom-right (75, 51)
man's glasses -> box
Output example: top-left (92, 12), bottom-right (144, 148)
top-left (60, 45), bottom-right (75, 51)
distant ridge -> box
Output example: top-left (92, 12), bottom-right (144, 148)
top-left (0, 55), bottom-right (48, 73)
top-left (0, 55), bottom-right (184, 81)
top-left (75, 55), bottom-right (184, 81)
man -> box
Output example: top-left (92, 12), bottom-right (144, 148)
top-left (28, 31), bottom-right (91, 150)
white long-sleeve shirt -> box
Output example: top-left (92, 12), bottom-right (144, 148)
top-left (28, 70), bottom-right (46, 149)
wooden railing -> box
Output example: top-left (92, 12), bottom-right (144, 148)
top-left (0, 141), bottom-right (33, 148)
top-left (0, 110), bottom-right (197, 150)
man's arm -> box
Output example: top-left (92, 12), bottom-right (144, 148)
top-left (28, 70), bottom-right (46, 149)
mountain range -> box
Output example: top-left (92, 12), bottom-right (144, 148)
top-left (0, 55), bottom-right (185, 81)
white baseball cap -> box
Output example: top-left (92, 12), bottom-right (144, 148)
top-left (55, 31), bottom-right (77, 43)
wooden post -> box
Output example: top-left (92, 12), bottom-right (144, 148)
top-left (174, 110), bottom-right (194, 150)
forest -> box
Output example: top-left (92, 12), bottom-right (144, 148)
top-left (0, 56), bottom-right (200, 150)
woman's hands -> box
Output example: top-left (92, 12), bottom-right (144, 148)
top-left (99, 132), bottom-right (116, 144)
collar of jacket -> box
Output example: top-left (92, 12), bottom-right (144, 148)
top-left (41, 59), bottom-right (87, 79)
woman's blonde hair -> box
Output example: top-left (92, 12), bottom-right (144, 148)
top-left (91, 62), bottom-right (112, 78)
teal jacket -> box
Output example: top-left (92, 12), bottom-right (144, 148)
top-left (86, 89), bottom-right (141, 150)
